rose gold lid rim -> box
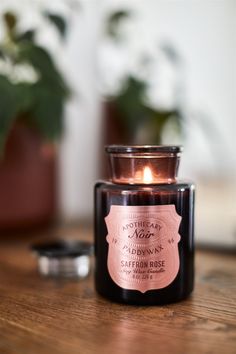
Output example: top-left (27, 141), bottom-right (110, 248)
top-left (105, 145), bottom-right (183, 154)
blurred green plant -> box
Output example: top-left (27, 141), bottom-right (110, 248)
top-left (105, 10), bottom-right (183, 144)
top-left (106, 10), bottom-right (131, 41)
top-left (113, 75), bottom-right (182, 144)
top-left (0, 10), bottom-right (69, 152)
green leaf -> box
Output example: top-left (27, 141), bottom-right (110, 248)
top-left (108, 10), bottom-right (130, 25)
top-left (145, 109), bottom-right (177, 144)
top-left (114, 76), bottom-right (147, 136)
top-left (116, 76), bottom-right (146, 113)
top-left (0, 74), bottom-right (36, 151)
top-left (18, 43), bottom-right (69, 96)
top-left (107, 10), bottom-right (131, 40)
top-left (15, 82), bottom-right (34, 112)
top-left (0, 42), bottom-right (69, 152)
top-left (30, 82), bottom-right (64, 140)
top-left (109, 76), bottom-right (183, 144)
top-left (0, 75), bottom-right (19, 151)
top-left (16, 30), bottom-right (35, 43)
top-left (44, 12), bottom-right (67, 38)
top-left (3, 12), bottom-right (17, 32)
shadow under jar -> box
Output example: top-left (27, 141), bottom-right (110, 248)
top-left (94, 145), bottom-right (195, 305)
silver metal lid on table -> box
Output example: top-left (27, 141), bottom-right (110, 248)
top-left (31, 240), bottom-right (93, 278)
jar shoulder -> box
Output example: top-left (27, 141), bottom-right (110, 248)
top-left (95, 179), bottom-right (195, 192)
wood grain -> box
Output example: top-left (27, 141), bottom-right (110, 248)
top-left (0, 226), bottom-right (235, 354)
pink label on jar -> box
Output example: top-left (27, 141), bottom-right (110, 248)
top-left (105, 205), bottom-right (181, 293)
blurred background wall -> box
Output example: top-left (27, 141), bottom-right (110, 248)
top-left (0, 0), bottom-right (235, 247)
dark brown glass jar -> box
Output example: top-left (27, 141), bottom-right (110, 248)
top-left (94, 145), bottom-right (195, 305)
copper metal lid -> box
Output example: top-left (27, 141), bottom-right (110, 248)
top-left (31, 240), bottom-right (93, 278)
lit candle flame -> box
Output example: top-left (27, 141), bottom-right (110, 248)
top-left (143, 166), bottom-right (153, 184)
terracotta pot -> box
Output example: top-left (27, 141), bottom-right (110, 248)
top-left (102, 101), bottom-right (128, 145)
top-left (0, 123), bottom-right (57, 232)
top-left (100, 101), bottom-right (128, 179)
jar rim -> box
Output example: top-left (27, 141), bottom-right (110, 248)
top-left (105, 145), bottom-right (183, 154)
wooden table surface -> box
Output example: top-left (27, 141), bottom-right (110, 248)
top-left (0, 226), bottom-right (235, 354)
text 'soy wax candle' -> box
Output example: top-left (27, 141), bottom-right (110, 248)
top-left (94, 145), bottom-right (195, 305)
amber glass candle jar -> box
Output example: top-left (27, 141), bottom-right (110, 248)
top-left (94, 145), bottom-right (195, 305)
